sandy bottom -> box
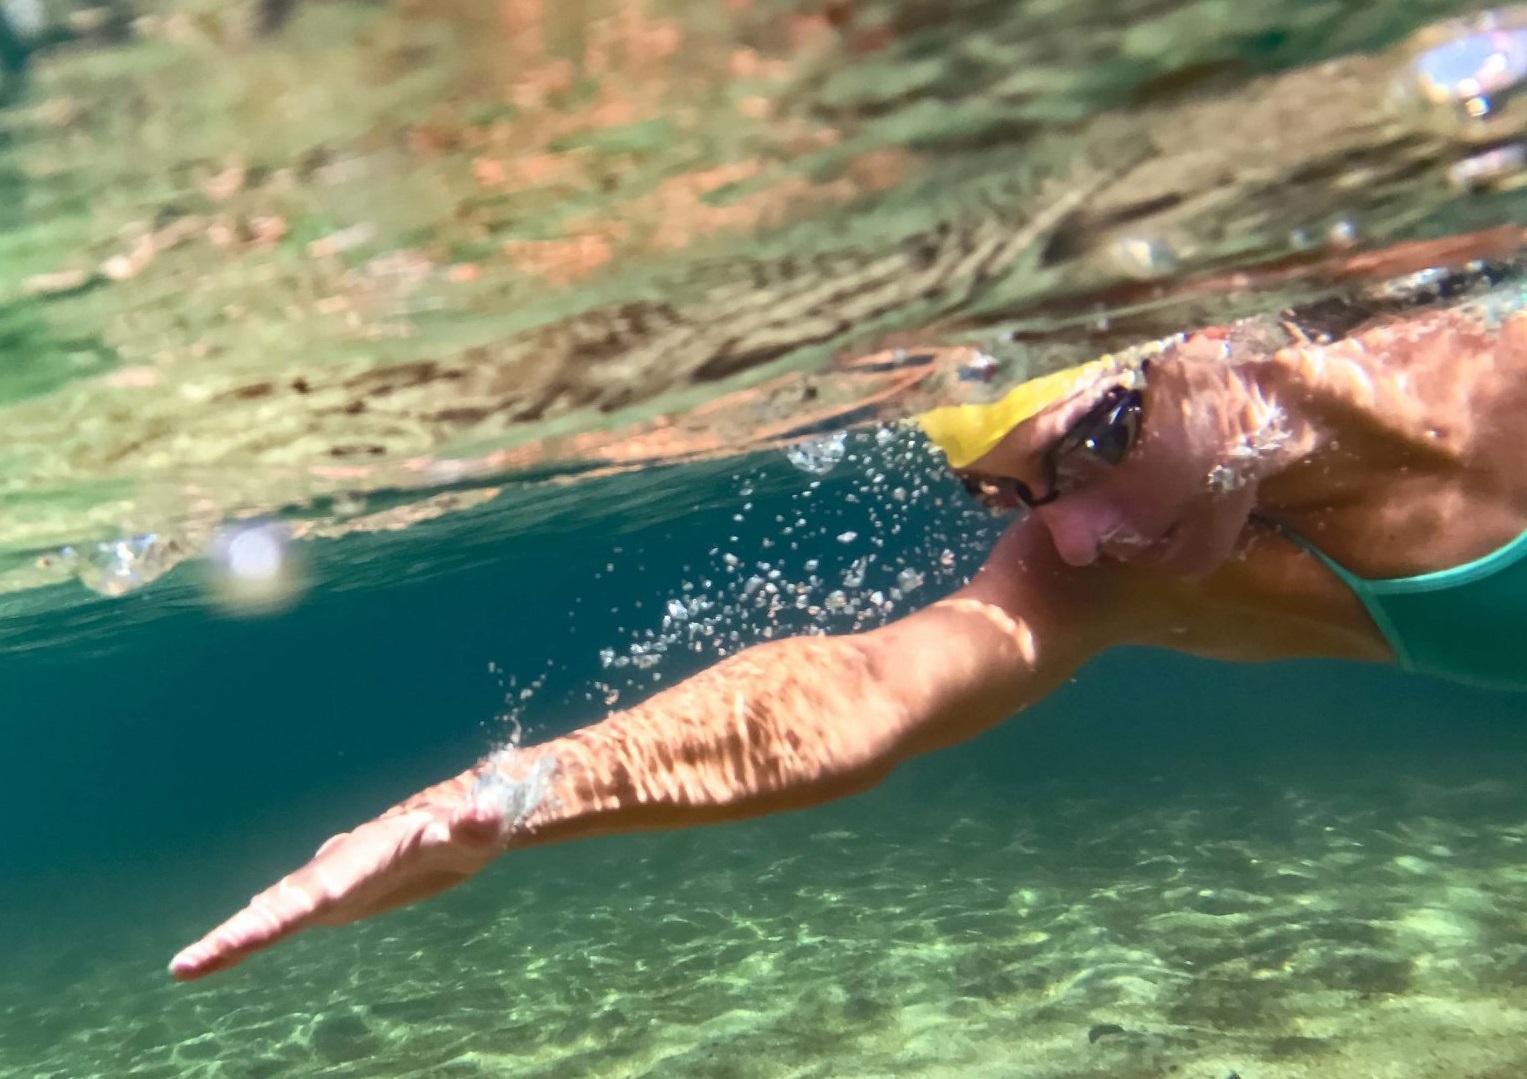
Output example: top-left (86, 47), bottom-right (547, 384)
top-left (7, 762), bottom-right (1527, 1079)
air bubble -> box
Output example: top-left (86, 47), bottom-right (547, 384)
top-left (206, 520), bottom-right (304, 615)
top-left (62, 533), bottom-right (179, 598)
top-left (581, 419), bottom-right (1008, 695)
top-left (785, 431), bottom-right (847, 475)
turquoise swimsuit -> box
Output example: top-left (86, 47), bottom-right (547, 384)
top-left (1294, 530), bottom-right (1527, 692)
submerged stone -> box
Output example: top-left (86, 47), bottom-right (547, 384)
top-left (1266, 1034), bottom-right (1331, 1058)
top-left (309, 1011), bottom-right (379, 1064)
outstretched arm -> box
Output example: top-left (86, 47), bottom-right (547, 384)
top-left (170, 519), bottom-right (1129, 980)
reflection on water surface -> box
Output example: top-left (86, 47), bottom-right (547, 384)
top-left (0, 0), bottom-right (1524, 612)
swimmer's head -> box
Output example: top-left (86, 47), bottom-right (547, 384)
top-left (920, 353), bottom-right (1153, 518)
top-left (919, 354), bottom-right (1148, 473)
top-left (922, 337), bottom-right (1284, 577)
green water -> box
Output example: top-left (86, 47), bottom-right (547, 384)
top-left (3, 1), bottom-right (1527, 1077)
top-left (5, 451), bottom-right (1527, 1079)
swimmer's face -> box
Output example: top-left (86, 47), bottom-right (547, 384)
top-left (959, 351), bottom-right (1262, 577)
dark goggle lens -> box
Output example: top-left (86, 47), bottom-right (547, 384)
top-left (1070, 389), bottom-right (1142, 465)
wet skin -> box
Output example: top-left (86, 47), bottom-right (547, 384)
top-left (170, 296), bottom-right (1527, 981)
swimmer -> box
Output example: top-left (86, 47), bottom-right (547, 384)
top-left (169, 262), bottom-right (1527, 981)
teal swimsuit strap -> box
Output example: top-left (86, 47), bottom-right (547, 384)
top-left (1346, 528), bottom-right (1527, 591)
top-left (1279, 526), bottom-right (1527, 670)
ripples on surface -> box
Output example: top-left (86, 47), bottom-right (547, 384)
top-left (0, 0), bottom-right (1524, 609)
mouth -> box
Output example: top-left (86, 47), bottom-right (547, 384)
top-left (1097, 522), bottom-right (1158, 560)
top-left (1105, 515), bottom-right (1196, 570)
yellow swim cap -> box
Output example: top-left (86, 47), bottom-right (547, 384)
top-left (919, 355), bottom-right (1141, 469)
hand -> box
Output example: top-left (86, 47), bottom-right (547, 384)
top-left (169, 770), bottom-right (507, 981)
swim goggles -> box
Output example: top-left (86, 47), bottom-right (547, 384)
top-left (920, 355), bottom-right (1150, 511)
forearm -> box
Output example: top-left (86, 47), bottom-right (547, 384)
top-left (471, 591), bottom-right (1081, 850)
top-left (473, 634), bottom-right (914, 848)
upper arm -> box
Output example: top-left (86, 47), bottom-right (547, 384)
top-left (857, 517), bottom-right (1149, 754)
top-left (856, 518), bottom-right (1390, 757)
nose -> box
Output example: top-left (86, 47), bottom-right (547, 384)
top-left (1034, 498), bottom-right (1125, 567)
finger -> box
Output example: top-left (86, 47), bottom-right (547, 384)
top-left (170, 813), bottom-right (433, 980)
top-left (168, 874), bottom-right (323, 981)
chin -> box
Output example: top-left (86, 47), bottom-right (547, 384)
top-left (1152, 537), bottom-right (1232, 579)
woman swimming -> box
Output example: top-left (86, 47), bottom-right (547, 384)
top-left (170, 261), bottom-right (1527, 980)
